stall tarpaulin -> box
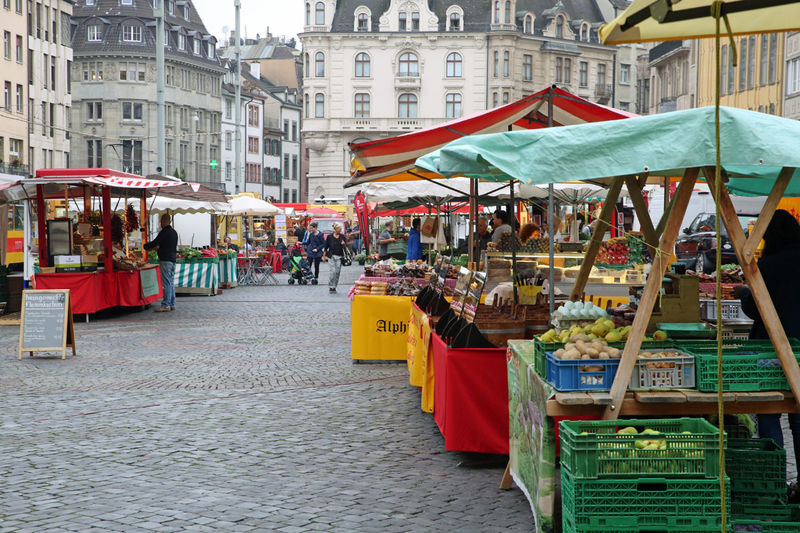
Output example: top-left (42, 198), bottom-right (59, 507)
top-left (353, 191), bottom-right (370, 252)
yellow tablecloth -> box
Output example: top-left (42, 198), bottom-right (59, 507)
top-left (351, 295), bottom-right (414, 360)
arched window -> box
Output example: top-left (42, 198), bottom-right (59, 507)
top-left (398, 52), bottom-right (419, 76)
top-left (445, 93), bottom-right (462, 118)
top-left (504, 1), bottom-right (511, 24)
top-left (493, 1), bottom-right (500, 23)
top-left (305, 2), bottom-right (311, 25)
top-left (355, 52), bottom-right (370, 77)
top-left (304, 93), bottom-right (309, 117)
top-left (315, 52), bottom-right (325, 77)
top-left (357, 13), bottom-right (369, 32)
top-left (398, 93), bottom-right (418, 118)
top-left (314, 93), bottom-right (324, 117)
top-left (354, 93), bottom-right (370, 118)
top-left (556, 15), bottom-right (564, 39)
top-left (446, 52), bottom-right (462, 77)
top-left (503, 50), bottom-right (510, 77)
top-left (315, 2), bottom-right (325, 25)
top-left (524, 15), bottom-right (533, 34)
top-left (581, 23), bottom-right (590, 41)
top-left (304, 53), bottom-right (310, 77)
top-left (449, 12), bottom-right (461, 31)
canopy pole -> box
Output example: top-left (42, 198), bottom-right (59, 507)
top-left (547, 86), bottom-right (555, 316)
top-left (468, 177), bottom-right (476, 266)
top-left (510, 179), bottom-right (518, 304)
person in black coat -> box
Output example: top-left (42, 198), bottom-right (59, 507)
top-left (304, 222), bottom-right (325, 284)
top-left (737, 209), bottom-right (800, 488)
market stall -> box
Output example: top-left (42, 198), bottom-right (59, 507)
top-left (422, 105), bottom-right (800, 531)
top-left (0, 169), bottom-right (227, 315)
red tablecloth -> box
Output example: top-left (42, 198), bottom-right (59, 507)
top-left (431, 332), bottom-right (509, 454)
top-left (33, 267), bottom-right (163, 314)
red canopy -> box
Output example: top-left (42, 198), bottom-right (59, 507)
top-left (346, 86), bottom-right (636, 187)
top-left (303, 206), bottom-right (341, 216)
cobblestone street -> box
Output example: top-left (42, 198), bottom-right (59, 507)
top-left (0, 265), bottom-right (534, 532)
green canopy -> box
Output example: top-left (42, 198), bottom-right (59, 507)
top-left (416, 106), bottom-right (800, 197)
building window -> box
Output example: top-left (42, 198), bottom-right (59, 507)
top-left (87, 139), bottom-right (102, 167)
top-left (315, 51), bottom-right (324, 76)
top-left (399, 12), bottom-right (407, 31)
top-left (248, 136), bottom-right (258, 154)
top-left (177, 34), bottom-right (185, 50)
top-left (411, 12), bottom-right (419, 30)
top-left (620, 63), bottom-right (630, 85)
top-left (15, 84), bottom-right (22, 112)
top-left (769, 33), bottom-right (777, 85)
top-left (119, 61), bottom-right (145, 81)
top-left (315, 1), bottom-right (324, 25)
top-left (522, 54), bottom-right (533, 81)
top-left (248, 104), bottom-right (259, 126)
top-left (398, 93), bottom-right (417, 118)
top-left (492, 91), bottom-right (498, 107)
top-left (788, 57), bottom-right (800, 95)
top-left (225, 131), bottom-right (232, 150)
top-left (398, 52), bottom-right (418, 76)
top-left (354, 93), bottom-right (370, 118)
top-left (207, 42), bottom-right (215, 58)
top-left (121, 0), bottom-right (132, 5)
top-left (524, 15), bottom-right (533, 34)
top-left (747, 35), bottom-right (756, 90)
top-left (355, 52), bottom-right (370, 77)
top-left (83, 61), bottom-right (103, 82)
top-left (493, 1), bottom-right (500, 24)
top-left (446, 52), bottom-right (462, 77)
top-left (760, 35), bottom-right (768, 86)
top-left (721, 44), bottom-right (728, 96)
top-left (598, 63), bottom-right (606, 87)
top-left (357, 13), bottom-right (368, 31)
top-left (315, 93), bottom-right (324, 117)
top-left (769, 102), bottom-right (775, 114)
top-left (493, 51), bottom-right (499, 77)
top-left (502, 91), bottom-right (509, 104)
top-left (305, 2), bottom-right (311, 25)
top-left (3, 31), bottom-right (9, 60)
top-left (556, 15), bottom-right (564, 38)
top-left (292, 155), bottom-right (298, 179)
top-left (225, 161), bottom-right (232, 181)
top-left (122, 139), bottom-right (142, 175)
top-left (738, 37), bottom-right (747, 91)
top-left (304, 93), bottom-right (309, 117)
top-left (183, 4), bottom-right (189, 20)
top-left (445, 93), bottom-right (461, 118)
top-left (3, 82), bottom-right (10, 110)
top-left (193, 38), bottom-right (200, 55)
top-left (86, 101), bottom-right (102, 121)
top-left (504, 1), bottom-right (511, 23)
top-left (555, 57), bottom-right (563, 83)
top-left (728, 45), bottom-right (735, 94)
top-left (122, 24), bottom-right (141, 42)
top-left (87, 24), bottom-right (100, 41)
top-left (167, 0), bottom-right (173, 14)
top-left (15, 0), bottom-right (21, 12)
top-left (449, 12), bottom-right (460, 31)
top-left (503, 50), bottom-right (510, 77)
top-left (122, 101), bottom-right (142, 121)
top-left (225, 98), bottom-right (232, 119)
top-left (579, 61), bottom-right (588, 87)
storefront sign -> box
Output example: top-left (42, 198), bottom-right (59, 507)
top-left (140, 267), bottom-right (160, 299)
top-left (18, 289), bottom-right (76, 360)
top-left (351, 295), bottom-right (413, 360)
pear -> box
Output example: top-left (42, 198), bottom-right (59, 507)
top-left (617, 426), bottom-right (638, 435)
top-left (653, 330), bottom-right (668, 341)
top-left (605, 330), bottom-right (622, 342)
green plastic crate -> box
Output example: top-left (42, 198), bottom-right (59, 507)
top-left (559, 417), bottom-right (723, 479)
top-left (727, 438), bottom-right (787, 505)
top-left (563, 513), bottom-right (724, 533)
top-left (694, 352), bottom-right (797, 392)
top-left (731, 504), bottom-right (800, 532)
top-left (561, 467), bottom-right (730, 529)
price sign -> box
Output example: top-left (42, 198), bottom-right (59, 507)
top-left (18, 289), bottom-right (76, 360)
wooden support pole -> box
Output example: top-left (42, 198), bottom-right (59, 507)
top-left (102, 186), bottom-right (113, 272)
top-left (569, 176), bottom-right (624, 301)
top-left (704, 166), bottom-right (800, 405)
top-left (625, 175), bottom-right (659, 252)
top-left (603, 168), bottom-right (698, 420)
top-left (741, 167), bottom-right (793, 262)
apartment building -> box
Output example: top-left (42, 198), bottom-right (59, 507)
top-left (0, 0), bottom-right (29, 179)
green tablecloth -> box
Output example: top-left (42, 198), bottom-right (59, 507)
top-left (507, 340), bottom-right (558, 533)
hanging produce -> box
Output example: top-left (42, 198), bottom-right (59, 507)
top-left (125, 204), bottom-right (139, 233)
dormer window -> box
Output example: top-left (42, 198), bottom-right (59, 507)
top-left (446, 6), bottom-right (463, 31)
top-left (121, 0), bottom-right (132, 5)
top-left (556, 15), bottom-right (564, 38)
top-left (504, 1), bottom-right (511, 24)
top-left (122, 24), bottom-right (142, 42)
top-left (493, 1), bottom-right (500, 23)
top-left (580, 22), bottom-right (590, 42)
top-left (305, 3), bottom-right (310, 25)
top-left (315, 2), bottom-right (324, 25)
top-left (87, 24), bottom-right (101, 41)
top-left (193, 38), bottom-right (200, 54)
top-left (167, 0), bottom-right (173, 15)
top-left (164, 28), bottom-right (169, 46)
top-left (183, 5), bottom-right (189, 20)
top-left (207, 42), bottom-right (214, 57)
top-left (399, 12), bottom-right (406, 31)
top-left (357, 13), bottom-right (368, 31)
top-left (524, 14), bottom-right (533, 34)
top-left (449, 13), bottom-right (460, 31)
top-left (177, 33), bottom-right (185, 50)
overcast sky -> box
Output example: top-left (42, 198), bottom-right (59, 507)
top-left (193, 0), bottom-right (304, 45)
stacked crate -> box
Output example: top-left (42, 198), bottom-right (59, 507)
top-left (559, 418), bottom-right (728, 533)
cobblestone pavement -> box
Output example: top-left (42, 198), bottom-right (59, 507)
top-left (0, 265), bottom-right (535, 532)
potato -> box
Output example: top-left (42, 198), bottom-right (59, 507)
top-left (565, 342), bottom-right (576, 351)
top-left (598, 352), bottom-right (610, 359)
top-left (575, 340), bottom-right (587, 353)
top-left (564, 348), bottom-right (580, 359)
top-left (581, 354), bottom-right (591, 360)
top-left (591, 340), bottom-right (605, 352)
top-left (570, 333), bottom-right (589, 342)
top-left (606, 347), bottom-right (621, 358)
top-left (640, 351), bottom-right (652, 358)
top-left (585, 347), bottom-right (600, 358)
top-left (553, 348), bottom-right (566, 359)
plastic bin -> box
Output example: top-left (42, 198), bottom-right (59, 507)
top-left (731, 504), bottom-right (800, 532)
top-left (559, 417), bottom-right (723, 479)
top-left (699, 299), bottom-right (748, 320)
top-left (727, 438), bottom-right (788, 505)
top-left (629, 351), bottom-right (695, 390)
top-left (561, 467), bottom-right (729, 531)
top-left (546, 352), bottom-right (620, 391)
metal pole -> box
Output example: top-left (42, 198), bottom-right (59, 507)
top-left (155, 0), bottom-right (165, 175)
top-left (547, 88), bottom-right (555, 316)
top-left (234, 0), bottom-right (242, 194)
top-left (468, 177), bottom-right (476, 266)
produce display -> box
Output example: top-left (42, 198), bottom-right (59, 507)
top-left (180, 248), bottom-right (203, 260)
top-left (595, 237), bottom-right (631, 266)
top-left (540, 316), bottom-right (646, 343)
top-left (125, 204), bottom-right (139, 233)
top-left (386, 279), bottom-right (421, 296)
top-left (551, 300), bottom-right (609, 322)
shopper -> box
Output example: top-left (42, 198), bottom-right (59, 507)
top-left (276, 238), bottom-right (288, 256)
top-left (323, 222), bottom-right (347, 293)
top-left (378, 221), bottom-right (396, 261)
top-left (224, 236), bottom-right (239, 253)
top-left (305, 221), bottom-right (325, 284)
top-left (737, 209), bottom-right (800, 491)
top-left (406, 218), bottom-right (422, 262)
top-left (491, 210), bottom-right (512, 244)
top-left (144, 213), bottom-right (178, 312)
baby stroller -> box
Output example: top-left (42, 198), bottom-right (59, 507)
top-left (284, 250), bottom-right (315, 285)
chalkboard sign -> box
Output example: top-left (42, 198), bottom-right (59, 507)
top-left (18, 289), bottom-right (76, 360)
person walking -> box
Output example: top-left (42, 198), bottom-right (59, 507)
top-left (736, 209), bottom-right (800, 495)
top-left (305, 221), bottom-right (325, 284)
top-left (378, 221), bottom-right (396, 261)
top-left (406, 218), bottom-right (422, 261)
top-left (144, 213), bottom-right (178, 312)
top-left (323, 222), bottom-right (347, 293)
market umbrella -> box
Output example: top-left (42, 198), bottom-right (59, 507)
top-left (226, 196), bottom-right (283, 216)
top-left (600, 0), bottom-right (800, 45)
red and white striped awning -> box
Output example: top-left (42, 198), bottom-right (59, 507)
top-left (346, 86), bottom-right (636, 187)
top-left (83, 176), bottom-right (185, 189)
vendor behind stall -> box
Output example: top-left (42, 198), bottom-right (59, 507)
top-left (143, 214), bottom-right (178, 313)
top-left (406, 218), bottom-right (422, 261)
top-left (378, 221), bottom-right (396, 261)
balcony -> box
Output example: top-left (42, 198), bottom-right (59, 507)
top-left (395, 74), bottom-right (421, 90)
top-left (336, 117), bottom-right (438, 132)
top-left (595, 84), bottom-right (612, 103)
top-left (0, 162), bottom-right (30, 177)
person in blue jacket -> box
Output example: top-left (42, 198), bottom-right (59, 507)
top-left (406, 218), bottom-right (422, 261)
top-left (304, 221), bottom-right (325, 284)
top-left (737, 209), bottom-right (800, 495)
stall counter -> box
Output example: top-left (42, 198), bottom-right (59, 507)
top-left (351, 295), bottom-right (414, 361)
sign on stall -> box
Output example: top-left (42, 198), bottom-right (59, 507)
top-left (18, 289), bottom-right (76, 360)
top-left (140, 266), bottom-right (160, 299)
top-left (275, 214), bottom-right (287, 242)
